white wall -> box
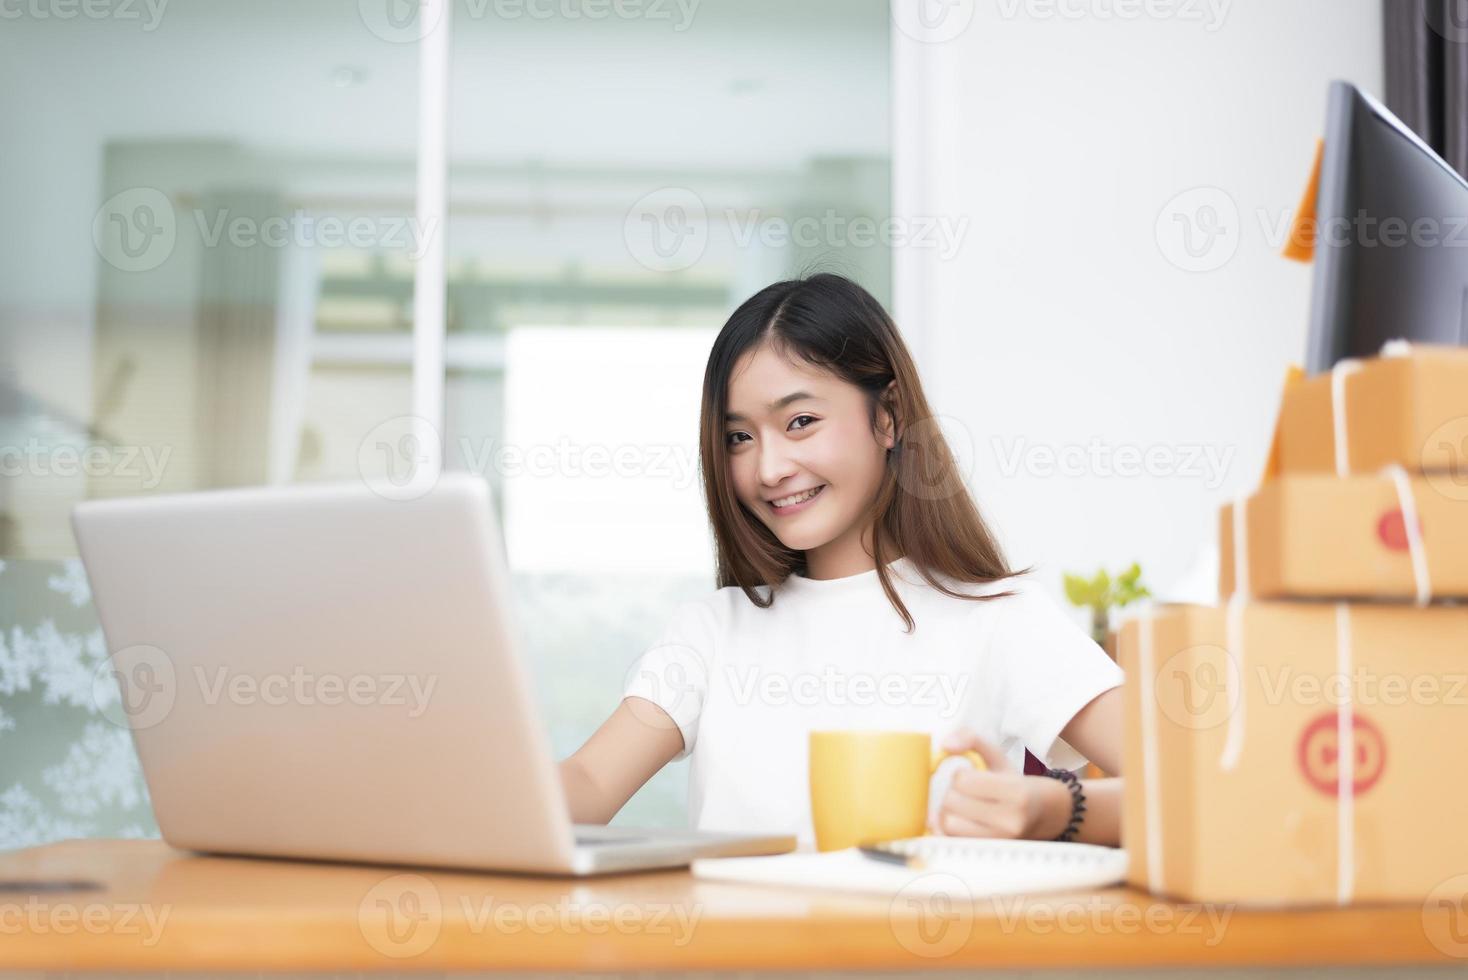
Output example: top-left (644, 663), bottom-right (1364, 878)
top-left (893, 0), bottom-right (1383, 602)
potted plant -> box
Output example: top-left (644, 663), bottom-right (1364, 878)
top-left (1063, 562), bottom-right (1151, 651)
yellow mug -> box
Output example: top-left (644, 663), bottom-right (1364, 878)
top-left (808, 730), bottom-right (986, 852)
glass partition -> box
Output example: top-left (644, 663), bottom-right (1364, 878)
top-left (0, 0), bottom-right (891, 846)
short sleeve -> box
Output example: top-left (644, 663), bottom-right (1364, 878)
top-left (987, 580), bottom-right (1124, 772)
top-left (622, 598), bottom-right (716, 759)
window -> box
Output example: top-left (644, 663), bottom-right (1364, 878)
top-left (0, 0), bottom-right (892, 844)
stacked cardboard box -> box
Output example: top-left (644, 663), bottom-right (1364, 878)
top-left (1120, 345), bottom-right (1468, 905)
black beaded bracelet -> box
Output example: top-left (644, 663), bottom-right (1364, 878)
top-left (1044, 767), bottom-right (1087, 842)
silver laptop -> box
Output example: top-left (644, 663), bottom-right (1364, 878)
top-left (72, 473), bottom-right (793, 875)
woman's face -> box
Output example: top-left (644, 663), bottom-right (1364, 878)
top-left (723, 341), bottom-right (894, 560)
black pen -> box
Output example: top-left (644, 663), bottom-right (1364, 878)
top-left (857, 844), bottom-right (925, 869)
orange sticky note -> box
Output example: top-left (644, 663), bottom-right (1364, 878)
top-left (1282, 139), bottom-right (1324, 262)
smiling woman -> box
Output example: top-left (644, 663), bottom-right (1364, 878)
top-left (722, 365), bottom-right (885, 567)
top-left (699, 273), bottom-right (1018, 624)
top-left (559, 273), bottom-right (1125, 850)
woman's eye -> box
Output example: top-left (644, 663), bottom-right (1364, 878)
top-left (726, 431), bottom-right (751, 448)
top-left (789, 415), bottom-right (818, 432)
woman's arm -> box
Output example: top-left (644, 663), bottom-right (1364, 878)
top-left (559, 696), bottom-right (684, 824)
top-left (934, 687), bottom-right (1125, 846)
top-left (1060, 686), bottom-right (1122, 775)
top-left (1051, 686), bottom-right (1123, 846)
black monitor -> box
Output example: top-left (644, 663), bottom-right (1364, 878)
top-left (1305, 81), bottom-right (1468, 374)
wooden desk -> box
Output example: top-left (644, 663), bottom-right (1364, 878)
top-left (0, 839), bottom-right (1460, 973)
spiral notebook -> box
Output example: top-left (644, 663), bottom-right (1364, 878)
top-left (691, 838), bottom-right (1128, 899)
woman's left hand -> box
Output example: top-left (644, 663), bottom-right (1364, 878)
top-left (931, 728), bottom-right (1072, 840)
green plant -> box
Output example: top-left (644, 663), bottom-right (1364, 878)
top-left (1063, 563), bottom-right (1151, 646)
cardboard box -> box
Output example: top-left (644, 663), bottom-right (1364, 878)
top-left (1120, 602), bottom-right (1468, 905)
top-left (1219, 473), bottom-right (1468, 600)
top-left (1276, 345), bottom-right (1468, 476)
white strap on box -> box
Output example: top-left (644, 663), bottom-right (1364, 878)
top-left (1332, 352), bottom-right (1433, 604)
top-left (1330, 358), bottom-right (1364, 477)
top-left (1336, 343), bottom-right (1407, 902)
top-left (1334, 602), bottom-right (1355, 905)
top-left (1220, 494), bottom-right (1249, 772)
top-left (1381, 463), bottom-right (1433, 606)
top-left (1137, 607), bottom-right (1165, 894)
top-left (1332, 341), bottom-right (1411, 475)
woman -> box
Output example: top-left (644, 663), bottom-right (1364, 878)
top-left (560, 273), bottom-right (1123, 847)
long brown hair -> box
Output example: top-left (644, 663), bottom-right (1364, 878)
top-left (698, 273), bottom-right (1021, 631)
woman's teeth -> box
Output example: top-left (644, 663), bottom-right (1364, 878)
top-left (772, 486), bottom-right (824, 509)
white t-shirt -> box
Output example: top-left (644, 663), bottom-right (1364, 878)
top-left (622, 557), bottom-right (1124, 846)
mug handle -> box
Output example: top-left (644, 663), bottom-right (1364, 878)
top-left (930, 748), bottom-right (988, 774)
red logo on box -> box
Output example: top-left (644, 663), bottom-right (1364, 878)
top-left (1376, 509), bottom-right (1421, 551)
top-left (1297, 711), bottom-right (1386, 797)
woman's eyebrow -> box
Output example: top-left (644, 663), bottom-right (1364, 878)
top-left (724, 390), bottom-right (820, 423)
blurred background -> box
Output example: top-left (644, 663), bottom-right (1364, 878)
top-left (0, 0), bottom-right (1406, 846)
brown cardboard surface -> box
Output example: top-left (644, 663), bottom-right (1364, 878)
top-left (1277, 346), bottom-right (1468, 476)
top-left (1219, 473), bottom-right (1468, 600)
top-left (1120, 602), bottom-right (1468, 905)
top-left (1262, 365), bottom-right (1304, 483)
